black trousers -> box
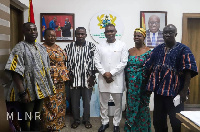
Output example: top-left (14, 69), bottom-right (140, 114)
top-left (20, 99), bottom-right (43, 131)
top-left (70, 87), bottom-right (92, 123)
top-left (153, 93), bottom-right (184, 132)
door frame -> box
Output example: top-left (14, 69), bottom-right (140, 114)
top-left (182, 13), bottom-right (200, 109)
top-left (10, 1), bottom-right (24, 49)
top-left (182, 13), bottom-right (200, 45)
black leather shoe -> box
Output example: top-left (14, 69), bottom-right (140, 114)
top-left (113, 126), bottom-right (120, 132)
top-left (98, 124), bottom-right (109, 132)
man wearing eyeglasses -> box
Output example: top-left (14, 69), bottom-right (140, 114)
top-left (145, 24), bottom-right (198, 132)
top-left (145, 15), bottom-right (164, 47)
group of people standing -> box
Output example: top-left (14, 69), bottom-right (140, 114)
top-left (4, 21), bottom-right (198, 132)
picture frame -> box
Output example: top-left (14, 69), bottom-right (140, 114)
top-left (40, 13), bottom-right (75, 42)
top-left (140, 11), bottom-right (167, 47)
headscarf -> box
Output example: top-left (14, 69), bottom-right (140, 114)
top-left (134, 28), bottom-right (146, 38)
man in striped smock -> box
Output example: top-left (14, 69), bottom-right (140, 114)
top-left (64, 27), bottom-right (96, 129)
top-left (4, 22), bottom-right (55, 131)
top-left (145, 24), bottom-right (198, 132)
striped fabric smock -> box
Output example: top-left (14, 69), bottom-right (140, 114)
top-left (4, 41), bottom-right (56, 101)
top-left (145, 42), bottom-right (198, 96)
top-left (64, 41), bottom-right (96, 88)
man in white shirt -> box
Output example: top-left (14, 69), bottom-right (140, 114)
top-left (145, 15), bottom-right (164, 47)
top-left (94, 24), bottom-right (128, 132)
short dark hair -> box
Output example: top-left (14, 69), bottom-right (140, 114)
top-left (22, 22), bottom-right (35, 29)
top-left (105, 24), bottom-right (115, 28)
top-left (164, 24), bottom-right (177, 33)
top-left (44, 28), bottom-right (54, 36)
top-left (75, 27), bottom-right (86, 34)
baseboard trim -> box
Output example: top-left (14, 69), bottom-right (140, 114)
top-left (184, 104), bottom-right (200, 111)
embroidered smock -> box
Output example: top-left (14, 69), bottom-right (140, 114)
top-left (65, 41), bottom-right (96, 88)
top-left (4, 41), bottom-right (56, 101)
top-left (145, 42), bottom-right (198, 96)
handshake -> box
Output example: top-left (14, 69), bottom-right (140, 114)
top-left (103, 72), bottom-right (114, 83)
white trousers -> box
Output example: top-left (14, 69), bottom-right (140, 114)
top-left (99, 92), bottom-right (123, 126)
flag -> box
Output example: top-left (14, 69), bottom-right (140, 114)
top-left (42, 16), bottom-right (47, 37)
top-left (28, 0), bottom-right (35, 24)
top-left (142, 13), bottom-right (146, 30)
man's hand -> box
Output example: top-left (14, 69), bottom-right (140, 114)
top-left (21, 94), bottom-right (30, 103)
top-left (103, 72), bottom-right (113, 83)
top-left (12, 72), bottom-right (30, 103)
top-left (68, 71), bottom-right (74, 87)
top-left (87, 75), bottom-right (96, 87)
top-left (105, 77), bottom-right (114, 83)
top-left (179, 70), bottom-right (191, 103)
top-left (103, 72), bottom-right (112, 79)
top-left (179, 89), bottom-right (188, 103)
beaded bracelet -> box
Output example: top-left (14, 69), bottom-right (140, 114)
top-left (18, 90), bottom-right (27, 99)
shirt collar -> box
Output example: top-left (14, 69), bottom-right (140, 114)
top-left (75, 41), bottom-right (86, 46)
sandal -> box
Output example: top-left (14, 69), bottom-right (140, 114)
top-left (83, 121), bottom-right (92, 129)
top-left (71, 121), bottom-right (80, 129)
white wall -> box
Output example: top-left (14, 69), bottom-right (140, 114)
top-left (19, 0), bottom-right (200, 111)
top-left (27, 0), bottom-right (200, 49)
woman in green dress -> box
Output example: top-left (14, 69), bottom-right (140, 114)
top-left (124, 28), bottom-right (151, 132)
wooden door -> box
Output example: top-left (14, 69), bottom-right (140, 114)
top-left (10, 5), bottom-right (23, 49)
top-left (182, 14), bottom-right (200, 104)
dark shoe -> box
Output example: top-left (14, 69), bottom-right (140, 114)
top-left (113, 126), bottom-right (120, 132)
top-left (83, 121), bottom-right (92, 129)
top-left (98, 124), bottom-right (109, 132)
top-left (71, 121), bottom-right (80, 129)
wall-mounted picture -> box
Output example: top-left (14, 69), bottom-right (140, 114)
top-left (40, 13), bottom-right (75, 42)
top-left (140, 11), bottom-right (167, 47)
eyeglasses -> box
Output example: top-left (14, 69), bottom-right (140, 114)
top-left (163, 32), bottom-right (175, 35)
top-left (149, 21), bottom-right (160, 25)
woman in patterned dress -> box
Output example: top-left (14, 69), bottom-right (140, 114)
top-left (124, 28), bottom-right (151, 132)
top-left (41, 28), bottom-right (69, 131)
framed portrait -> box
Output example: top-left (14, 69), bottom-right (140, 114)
top-left (40, 13), bottom-right (75, 42)
top-left (140, 11), bottom-right (167, 48)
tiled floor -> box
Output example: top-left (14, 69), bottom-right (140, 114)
top-left (60, 112), bottom-right (172, 132)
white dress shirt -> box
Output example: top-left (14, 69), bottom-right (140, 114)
top-left (94, 40), bottom-right (128, 93)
